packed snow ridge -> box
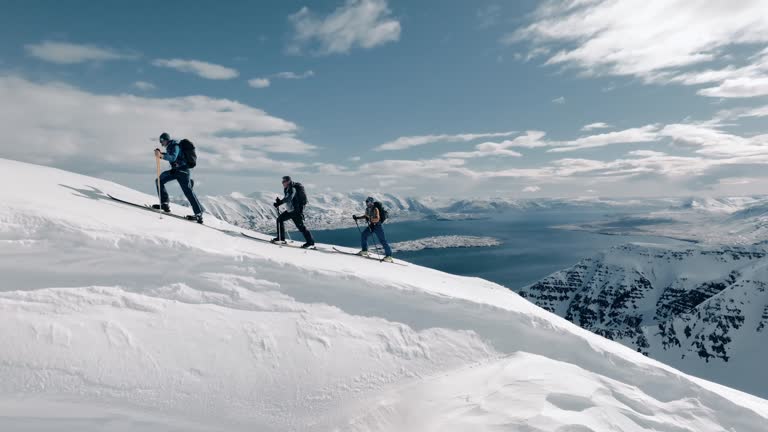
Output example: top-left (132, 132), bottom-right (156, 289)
top-left (391, 235), bottom-right (501, 252)
top-left (2, 157), bottom-right (768, 431)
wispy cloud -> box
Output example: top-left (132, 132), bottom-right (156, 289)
top-left (548, 125), bottom-right (660, 153)
top-left (522, 185), bottom-right (541, 193)
top-left (442, 132), bottom-right (551, 158)
top-left (25, 41), bottom-right (136, 64)
top-left (581, 122), bottom-right (612, 132)
top-left (511, 0), bottom-right (768, 98)
top-left (552, 96), bottom-right (565, 104)
top-left (274, 70), bottom-right (315, 79)
top-left (248, 78), bottom-right (271, 88)
top-left (376, 131), bottom-right (518, 151)
top-left (152, 58), bottom-right (239, 80)
top-left (288, 0), bottom-right (401, 55)
top-left (133, 81), bottom-right (155, 91)
top-left (249, 70), bottom-right (315, 89)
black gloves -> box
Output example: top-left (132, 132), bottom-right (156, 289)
top-left (273, 198), bottom-right (281, 208)
top-left (353, 215), bottom-right (359, 221)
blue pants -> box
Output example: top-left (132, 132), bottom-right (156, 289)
top-left (155, 169), bottom-right (203, 215)
top-left (361, 223), bottom-right (392, 257)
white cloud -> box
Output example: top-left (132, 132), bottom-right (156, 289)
top-left (442, 131), bottom-right (550, 158)
top-left (581, 122), bottom-right (611, 131)
top-left (552, 96), bottom-right (565, 104)
top-left (248, 78), bottom-right (271, 88)
top-left (522, 185), bottom-right (541, 193)
top-left (288, 0), bottom-right (401, 55)
top-left (133, 81), bottom-right (155, 91)
top-left (25, 41), bottom-right (136, 64)
top-left (152, 58), bottom-right (239, 80)
top-left (548, 125), bottom-right (660, 152)
top-left (376, 131), bottom-right (518, 151)
top-left (512, 0), bottom-right (768, 98)
top-left (249, 70), bottom-right (315, 89)
top-left (274, 70), bottom-right (315, 79)
top-left (699, 76), bottom-right (768, 98)
top-left (0, 76), bottom-right (311, 173)
top-left (659, 123), bottom-right (768, 158)
top-left (357, 158), bottom-right (474, 179)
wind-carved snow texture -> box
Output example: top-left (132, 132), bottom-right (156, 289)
top-left (1, 158), bottom-right (768, 431)
top-left (390, 236), bottom-right (501, 252)
top-left (518, 242), bottom-right (768, 398)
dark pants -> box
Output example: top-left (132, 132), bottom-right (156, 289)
top-left (277, 211), bottom-right (314, 244)
top-left (361, 223), bottom-right (392, 257)
top-left (155, 169), bottom-right (203, 215)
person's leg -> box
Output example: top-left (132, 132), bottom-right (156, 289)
top-left (277, 211), bottom-right (291, 241)
top-left (360, 226), bottom-right (372, 251)
top-left (175, 170), bottom-right (203, 215)
top-left (374, 224), bottom-right (392, 257)
top-left (291, 212), bottom-right (314, 244)
top-left (155, 170), bottom-right (175, 204)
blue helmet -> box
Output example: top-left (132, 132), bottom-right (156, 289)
top-left (159, 132), bottom-right (171, 144)
top-left (365, 196), bottom-right (375, 205)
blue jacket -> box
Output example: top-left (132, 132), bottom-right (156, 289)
top-left (162, 140), bottom-right (188, 169)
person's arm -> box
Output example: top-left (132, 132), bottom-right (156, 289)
top-left (163, 143), bottom-right (180, 162)
top-left (275, 188), bottom-right (294, 206)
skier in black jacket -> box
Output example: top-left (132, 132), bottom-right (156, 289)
top-left (273, 176), bottom-right (315, 248)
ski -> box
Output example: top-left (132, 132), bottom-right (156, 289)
top-left (332, 247), bottom-right (407, 266)
top-left (240, 232), bottom-right (335, 254)
top-left (107, 194), bottom-right (200, 222)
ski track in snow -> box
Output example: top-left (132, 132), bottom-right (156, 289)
top-left (1, 158), bottom-right (767, 431)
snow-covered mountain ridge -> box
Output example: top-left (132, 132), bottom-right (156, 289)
top-left (2, 157), bottom-right (767, 431)
top-left (184, 191), bottom-right (693, 232)
top-left (518, 242), bottom-right (768, 398)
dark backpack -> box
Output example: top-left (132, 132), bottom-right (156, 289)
top-left (292, 182), bottom-right (308, 210)
top-left (374, 201), bottom-right (388, 223)
top-left (179, 139), bottom-right (197, 168)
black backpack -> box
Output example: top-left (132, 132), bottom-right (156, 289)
top-left (374, 201), bottom-right (388, 223)
top-left (179, 139), bottom-right (197, 168)
top-left (292, 182), bottom-right (308, 210)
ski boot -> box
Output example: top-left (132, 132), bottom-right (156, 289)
top-left (357, 250), bottom-right (369, 257)
top-left (186, 214), bottom-right (203, 224)
top-left (271, 238), bottom-right (287, 245)
top-left (382, 256), bottom-right (394, 263)
top-left (301, 242), bottom-right (315, 249)
top-left (152, 203), bottom-right (171, 213)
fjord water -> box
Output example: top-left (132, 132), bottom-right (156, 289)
top-left (316, 209), bottom-right (684, 289)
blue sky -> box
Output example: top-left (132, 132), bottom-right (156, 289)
top-left (2, 0), bottom-right (768, 198)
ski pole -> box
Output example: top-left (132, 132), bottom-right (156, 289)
top-left (155, 155), bottom-right (163, 219)
top-left (274, 208), bottom-right (292, 242)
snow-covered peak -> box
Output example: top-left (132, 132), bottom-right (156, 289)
top-left (519, 241), bottom-right (768, 398)
top-left (2, 157), bottom-right (767, 431)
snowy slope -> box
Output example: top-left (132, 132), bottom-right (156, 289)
top-left (2, 157), bottom-right (768, 431)
top-left (518, 242), bottom-right (768, 398)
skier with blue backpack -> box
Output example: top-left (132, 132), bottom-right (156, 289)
top-left (153, 132), bottom-right (204, 224)
top-left (353, 197), bottom-right (393, 262)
